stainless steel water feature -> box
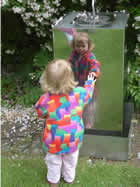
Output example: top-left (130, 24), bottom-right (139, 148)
top-left (71, 11), bottom-right (115, 27)
top-left (53, 11), bottom-right (131, 160)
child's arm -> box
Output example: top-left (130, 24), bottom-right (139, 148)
top-left (35, 93), bottom-right (49, 118)
top-left (89, 57), bottom-right (100, 78)
top-left (74, 74), bottom-right (96, 107)
top-left (83, 73), bottom-right (96, 105)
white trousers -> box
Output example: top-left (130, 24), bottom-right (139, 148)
top-left (44, 150), bottom-right (79, 184)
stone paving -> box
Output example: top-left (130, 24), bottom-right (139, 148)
top-left (1, 105), bottom-right (45, 159)
top-left (1, 105), bottom-right (140, 163)
top-left (128, 113), bottom-right (140, 166)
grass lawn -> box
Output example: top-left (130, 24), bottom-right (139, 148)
top-left (2, 156), bottom-right (140, 187)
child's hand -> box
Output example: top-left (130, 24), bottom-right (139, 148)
top-left (88, 72), bottom-right (96, 81)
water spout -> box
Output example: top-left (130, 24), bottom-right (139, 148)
top-left (92, 0), bottom-right (96, 17)
top-left (71, 0), bottom-right (115, 27)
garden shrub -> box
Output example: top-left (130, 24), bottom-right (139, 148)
top-left (122, 2), bottom-right (140, 109)
top-left (127, 57), bottom-right (140, 110)
top-left (1, 0), bottom-right (140, 109)
top-left (1, 9), bottom-right (40, 75)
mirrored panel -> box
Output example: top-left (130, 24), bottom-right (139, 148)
top-left (53, 12), bottom-right (128, 132)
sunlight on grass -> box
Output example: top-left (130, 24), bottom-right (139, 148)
top-left (2, 157), bottom-right (140, 187)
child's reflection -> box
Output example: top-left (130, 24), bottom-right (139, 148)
top-left (59, 29), bottom-right (101, 129)
top-left (68, 32), bottom-right (100, 129)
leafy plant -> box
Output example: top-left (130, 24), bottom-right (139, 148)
top-left (127, 58), bottom-right (140, 109)
top-left (1, 75), bottom-right (21, 105)
top-left (1, 74), bottom-right (42, 107)
top-left (31, 48), bottom-right (53, 81)
top-left (19, 86), bottom-right (43, 106)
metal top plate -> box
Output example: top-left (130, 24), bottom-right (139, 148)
top-left (54, 11), bottom-right (129, 30)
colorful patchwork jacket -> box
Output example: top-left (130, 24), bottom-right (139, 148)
top-left (35, 79), bottom-right (95, 155)
top-left (68, 50), bottom-right (100, 86)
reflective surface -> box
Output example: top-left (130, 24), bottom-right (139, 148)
top-left (53, 12), bottom-right (129, 132)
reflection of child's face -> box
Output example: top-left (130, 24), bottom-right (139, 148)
top-left (75, 40), bottom-right (88, 55)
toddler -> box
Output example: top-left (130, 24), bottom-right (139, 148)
top-left (35, 59), bottom-right (96, 187)
top-left (68, 32), bottom-right (100, 128)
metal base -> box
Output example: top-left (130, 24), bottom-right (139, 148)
top-left (80, 134), bottom-right (128, 161)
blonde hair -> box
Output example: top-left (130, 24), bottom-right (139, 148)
top-left (71, 32), bottom-right (94, 51)
top-left (40, 59), bottom-right (78, 94)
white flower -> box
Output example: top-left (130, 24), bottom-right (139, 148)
top-left (35, 13), bottom-right (41, 18)
top-left (60, 7), bottom-right (65, 11)
top-left (72, 0), bottom-right (77, 3)
top-left (17, 0), bottom-right (22, 3)
top-left (44, 43), bottom-right (52, 51)
top-left (26, 28), bottom-right (31, 35)
top-left (134, 49), bottom-right (140, 56)
top-left (1, 0), bottom-right (8, 7)
top-left (127, 66), bottom-right (130, 74)
top-left (31, 2), bottom-right (40, 11)
top-left (25, 12), bottom-right (33, 18)
top-left (52, 18), bottom-right (58, 24)
top-left (135, 16), bottom-right (140, 22)
top-left (37, 17), bottom-right (43, 22)
top-left (47, 45), bottom-right (53, 52)
top-left (8, 0), bottom-right (64, 41)
top-left (5, 49), bottom-right (15, 55)
top-left (42, 13), bottom-right (49, 19)
top-left (135, 26), bottom-right (140, 30)
top-left (29, 73), bottom-right (36, 80)
top-left (28, 22), bottom-right (35, 27)
top-left (40, 31), bottom-right (46, 37)
top-left (137, 35), bottom-right (140, 42)
top-left (36, 32), bottom-right (41, 37)
top-left (80, 0), bottom-right (86, 5)
top-left (54, 0), bottom-right (60, 4)
top-left (12, 7), bottom-right (23, 14)
top-left (44, 5), bottom-right (50, 10)
top-left (43, 21), bottom-right (50, 26)
top-left (49, 8), bottom-right (55, 13)
top-left (53, 0), bottom-right (60, 5)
